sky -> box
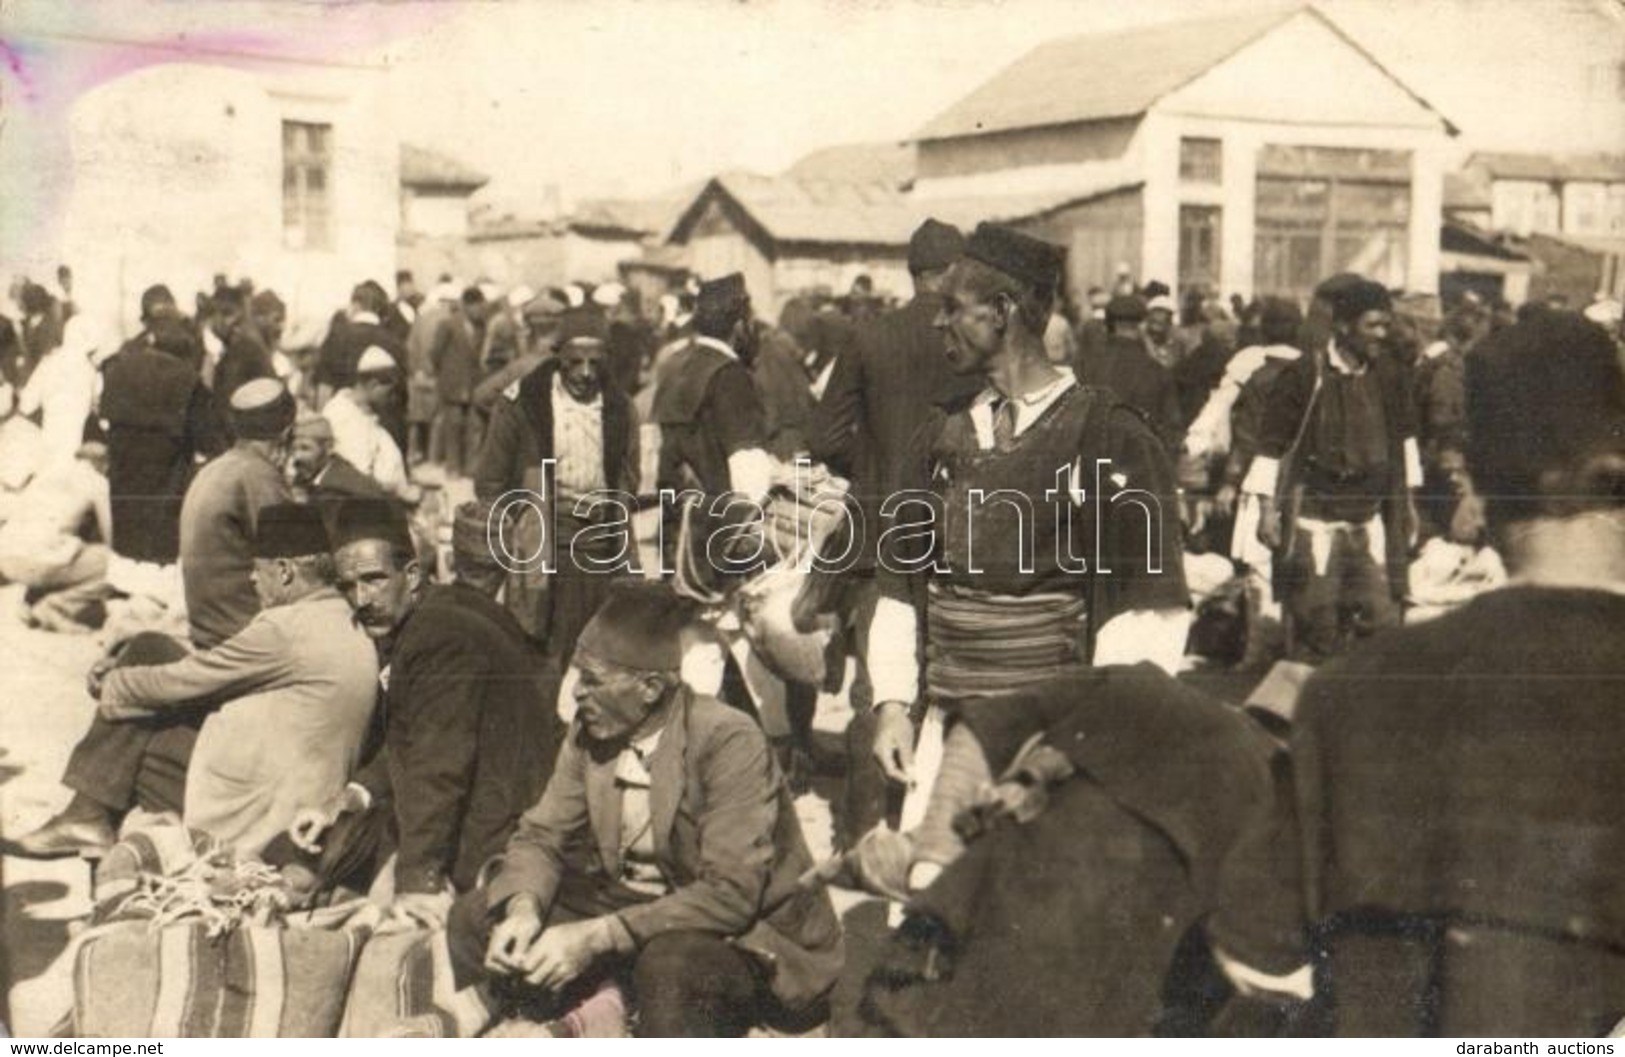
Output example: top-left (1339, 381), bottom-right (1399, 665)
top-left (3, 0), bottom-right (1623, 221)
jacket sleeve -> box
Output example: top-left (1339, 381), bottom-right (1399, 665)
top-left (617, 722), bottom-right (779, 943)
top-left (484, 730), bottom-right (589, 916)
top-left (808, 343), bottom-right (864, 476)
top-left (1090, 406), bottom-right (1189, 626)
top-left (102, 614), bottom-right (289, 710)
top-left (620, 399), bottom-right (643, 497)
top-left (387, 631), bottom-right (488, 894)
top-left (473, 396), bottom-right (524, 504)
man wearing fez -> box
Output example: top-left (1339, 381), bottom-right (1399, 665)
top-left (867, 223), bottom-right (1188, 892)
top-left (179, 377), bottom-right (297, 651)
top-left (811, 217), bottom-right (983, 843)
top-left (650, 272), bottom-right (774, 503)
top-left (436, 583), bottom-right (842, 1038)
top-left (322, 345), bottom-right (417, 503)
top-left (1250, 311), bottom-right (1625, 1035)
top-left (1243, 273), bottom-right (1421, 662)
top-left (287, 498), bottom-right (561, 925)
top-left (474, 306), bottom-right (641, 658)
top-left (5, 504), bottom-right (374, 859)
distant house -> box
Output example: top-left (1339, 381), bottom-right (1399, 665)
top-left (455, 192), bottom-right (688, 291)
top-left (909, 5), bottom-right (1456, 304)
top-left (399, 144), bottom-right (489, 239)
top-left (46, 48), bottom-right (399, 340)
top-left (785, 141), bottom-right (918, 190)
top-left (1455, 152), bottom-right (1625, 240)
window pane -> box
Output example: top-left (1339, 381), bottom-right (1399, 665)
top-left (1179, 137), bottom-right (1222, 183)
top-left (1179, 205), bottom-right (1222, 289)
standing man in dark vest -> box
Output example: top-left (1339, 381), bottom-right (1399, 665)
top-left (649, 273), bottom-right (773, 504)
top-left (1243, 273), bottom-right (1421, 663)
top-left (474, 307), bottom-right (641, 664)
top-left (866, 223), bottom-right (1189, 894)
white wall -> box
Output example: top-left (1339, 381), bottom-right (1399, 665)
top-left (60, 60), bottom-right (398, 342)
top-left (402, 191), bottom-right (471, 239)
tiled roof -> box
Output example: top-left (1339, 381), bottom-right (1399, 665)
top-left (1468, 152), bottom-right (1625, 184)
top-left (666, 171), bottom-right (1139, 249)
top-left (785, 141), bottom-right (917, 187)
top-left (400, 143), bottom-right (489, 191)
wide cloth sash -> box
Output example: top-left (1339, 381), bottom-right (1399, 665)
top-left (925, 581), bottom-right (1087, 700)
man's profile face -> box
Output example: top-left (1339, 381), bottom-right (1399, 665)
top-left (559, 342), bottom-right (605, 403)
top-left (289, 435), bottom-right (330, 485)
top-left (572, 651), bottom-right (661, 744)
top-left (250, 557), bottom-right (289, 610)
top-left (935, 267), bottom-right (1003, 376)
top-left (333, 538), bottom-right (419, 640)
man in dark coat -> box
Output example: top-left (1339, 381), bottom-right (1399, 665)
top-left (1274, 310), bottom-right (1625, 1035)
top-left (440, 584), bottom-right (842, 1037)
top-left (207, 285), bottom-right (275, 417)
top-left (99, 316), bottom-right (220, 591)
top-left (1073, 293), bottom-right (1182, 450)
top-left (288, 498), bottom-right (562, 928)
top-left (1243, 274), bottom-right (1420, 662)
top-left (854, 666), bottom-right (1296, 1037)
top-left (430, 287), bottom-right (486, 476)
top-left (473, 308), bottom-right (640, 660)
top-left (315, 280), bottom-right (408, 450)
top-left (809, 218), bottom-right (981, 842)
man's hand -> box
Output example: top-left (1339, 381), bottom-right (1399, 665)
top-left (1255, 496), bottom-right (1282, 551)
top-left (1213, 483), bottom-right (1238, 518)
top-left (485, 898), bottom-right (544, 976)
top-left (287, 785), bottom-right (365, 854)
top-left (872, 701), bottom-right (916, 786)
top-left (388, 889), bottom-right (454, 931)
top-left (520, 918), bottom-right (617, 992)
top-left (85, 652), bottom-right (120, 702)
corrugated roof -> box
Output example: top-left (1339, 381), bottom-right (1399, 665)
top-left (785, 141), bottom-right (917, 187)
top-left (666, 171), bottom-right (1139, 250)
top-left (1468, 152), bottom-right (1625, 184)
top-left (400, 143), bottom-right (489, 191)
top-left (914, 6), bottom-right (1298, 141)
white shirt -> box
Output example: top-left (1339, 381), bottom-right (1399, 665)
top-left (552, 374), bottom-right (607, 497)
top-left (322, 389), bottom-right (408, 496)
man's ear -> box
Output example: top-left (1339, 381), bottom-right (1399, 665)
top-left (403, 558), bottom-right (424, 592)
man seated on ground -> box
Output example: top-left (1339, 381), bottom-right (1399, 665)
top-left (287, 408), bottom-right (388, 505)
top-left (286, 498), bottom-right (562, 926)
top-left (429, 583), bottom-right (843, 1038)
top-left (0, 440), bottom-right (113, 633)
top-left (79, 503), bottom-right (378, 858)
top-left (322, 347), bottom-right (418, 504)
top-left (3, 382), bottom-right (296, 858)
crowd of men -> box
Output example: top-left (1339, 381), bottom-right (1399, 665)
top-left (0, 215), bottom-right (1622, 1036)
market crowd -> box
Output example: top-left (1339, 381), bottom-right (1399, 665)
top-left (1, 216), bottom-right (1623, 1037)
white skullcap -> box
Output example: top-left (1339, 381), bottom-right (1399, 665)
top-left (506, 284), bottom-right (536, 309)
top-left (355, 346), bottom-right (398, 375)
top-left (564, 284), bottom-right (586, 308)
top-left (1146, 295), bottom-right (1176, 315)
top-left (591, 282), bottom-right (625, 307)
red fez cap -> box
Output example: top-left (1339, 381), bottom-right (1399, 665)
top-left (330, 497), bottom-right (414, 556)
top-left (964, 223), bottom-right (1066, 297)
top-left (575, 582), bottom-right (694, 672)
top-left (1316, 273), bottom-right (1391, 324)
top-left (908, 218), bottom-right (964, 275)
top-left (697, 273), bottom-right (748, 315)
top-left (555, 307), bottom-right (609, 348)
top-left (254, 502), bottom-right (331, 559)
top-left (1106, 294), bottom-right (1148, 324)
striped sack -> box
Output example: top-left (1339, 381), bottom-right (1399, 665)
top-left (72, 920), bottom-right (366, 1037)
top-left (338, 929), bottom-right (454, 1038)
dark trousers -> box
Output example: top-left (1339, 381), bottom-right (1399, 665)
top-left (431, 401), bottom-right (477, 477)
top-left (63, 632), bottom-right (201, 814)
top-left (63, 710), bottom-right (198, 815)
top-left (446, 873), bottom-right (771, 1037)
top-left (1281, 521), bottom-right (1398, 664)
